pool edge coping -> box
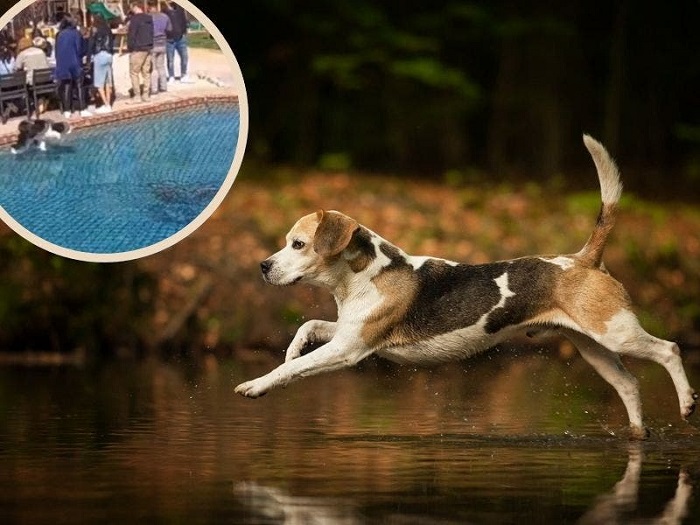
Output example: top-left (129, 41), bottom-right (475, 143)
top-left (0, 92), bottom-right (240, 147)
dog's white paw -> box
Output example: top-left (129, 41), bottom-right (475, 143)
top-left (629, 424), bottom-right (650, 441)
top-left (235, 379), bottom-right (268, 398)
top-left (682, 391), bottom-right (698, 419)
top-left (284, 350), bottom-right (302, 363)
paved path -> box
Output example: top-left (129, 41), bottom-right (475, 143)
top-left (0, 47), bottom-right (243, 142)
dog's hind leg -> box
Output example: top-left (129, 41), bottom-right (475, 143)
top-left (566, 331), bottom-right (648, 439)
top-left (644, 338), bottom-right (698, 420)
top-left (284, 320), bottom-right (337, 362)
top-left (602, 311), bottom-right (697, 421)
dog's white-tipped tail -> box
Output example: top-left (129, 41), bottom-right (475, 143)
top-left (583, 134), bottom-right (622, 205)
top-left (576, 135), bottom-right (623, 268)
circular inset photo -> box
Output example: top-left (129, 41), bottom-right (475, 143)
top-left (0, 0), bottom-right (247, 262)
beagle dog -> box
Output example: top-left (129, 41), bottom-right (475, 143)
top-left (11, 118), bottom-right (71, 154)
top-left (236, 135), bottom-right (697, 439)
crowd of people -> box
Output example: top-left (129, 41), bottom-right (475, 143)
top-left (0, 0), bottom-right (193, 121)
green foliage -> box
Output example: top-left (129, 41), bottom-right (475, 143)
top-left (568, 192), bottom-right (670, 227)
top-left (443, 167), bottom-right (487, 187)
top-left (675, 123), bottom-right (700, 143)
top-left (635, 311), bottom-right (669, 340)
top-left (281, 304), bottom-right (304, 327)
top-left (681, 159), bottom-right (700, 184)
top-left (389, 58), bottom-right (479, 99)
top-left (229, 0), bottom-right (700, 188)
top-left (566, 191), bottom-right (602, 216)
top-left (318, 152), bottom-right (352, 171)
top-left (618, 195), bottom-right (668, 225)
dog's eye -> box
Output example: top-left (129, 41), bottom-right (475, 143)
top-left (291, 239), bottom-right (306, 250)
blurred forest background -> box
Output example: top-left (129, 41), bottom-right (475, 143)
top-left (0, 0), bottom-right (699, 361)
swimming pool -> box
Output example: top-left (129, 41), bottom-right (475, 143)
top-left (0, 101), bottom-right (239, 255)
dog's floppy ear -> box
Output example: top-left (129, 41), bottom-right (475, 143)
top-left (313, 210), bottom-right (359, 257)
top-left (17, 120), bottom-right (32, 134)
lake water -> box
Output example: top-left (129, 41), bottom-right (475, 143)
top-left (1, 350), bottom-right (699, 523)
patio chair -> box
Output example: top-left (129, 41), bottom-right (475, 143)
top-left (30, 67), bottom-right (58, 118)
top-left (0, 70), bottom-right (29, 124)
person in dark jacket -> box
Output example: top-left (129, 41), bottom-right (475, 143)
top-left (163, 1), bottom-right (193, 83)
top-left (126, 2), bottom-right (153, 103)
top-left (54, 15), bottom-right (91, 118)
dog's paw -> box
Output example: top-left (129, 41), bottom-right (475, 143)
top-left (629, 424), bottom-right (650, 441)
top-left (681, 392), bottom-right (698, 419)
top-left (284, 351), bottom-right (301, 363)
top-left (235, 380), bottom-right (268, 398)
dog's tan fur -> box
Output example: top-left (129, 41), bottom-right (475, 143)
top-left (555, 266), bottom-right (631, 334)
top-left (362, 266), bottom-right (419, 349)
top-left (237, 135), bottom-right (697, 440)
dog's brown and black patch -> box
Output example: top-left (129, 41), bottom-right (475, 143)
top-left (346, 227), bottom-right (378, 272)
top-left (363, 254), bottom-right (562, 349)
top-left (482, 258), bottom-right (560, 333)
top-left (379, 242), bottom-right (409, 269)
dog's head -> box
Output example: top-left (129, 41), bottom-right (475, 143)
top-left (260, 210), bottom-right (361, 287)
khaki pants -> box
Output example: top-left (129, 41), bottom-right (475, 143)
top-left (129, 50), bottom-right (153, 100)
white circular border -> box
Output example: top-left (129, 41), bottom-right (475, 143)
top-left (0, 0), bottom-right (248, 262)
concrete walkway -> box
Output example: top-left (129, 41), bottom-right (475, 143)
top-left (0, 47), bottom-right (243, 143)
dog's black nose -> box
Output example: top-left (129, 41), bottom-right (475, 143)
top-left (260, 260), bottom-right (273, 274)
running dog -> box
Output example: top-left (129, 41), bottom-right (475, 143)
top-left (236, 135), bottom-right (697, 439)
top-left (11, 118), bottom-right (71, 154)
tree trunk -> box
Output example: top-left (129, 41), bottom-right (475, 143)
top-left (603, 1), bottom-right (627, 154)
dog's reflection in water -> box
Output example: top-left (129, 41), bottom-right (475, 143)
top-left (235, 447), bottom-right (693, 525)
top-left (578, 445), bottom-right (692, 525)
top-left (233, 482), bottom-right (361, 525)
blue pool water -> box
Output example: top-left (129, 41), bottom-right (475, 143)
top-left (0, 101), bottom-right (239, 255)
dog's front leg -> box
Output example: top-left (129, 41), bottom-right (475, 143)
top-left (235, 340), bottom-right (373, 398)
top-left (284, 320), bottom-right (337, 362)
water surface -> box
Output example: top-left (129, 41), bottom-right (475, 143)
top-left (0, 102), bottom-right (239, 254)
top-left (1, 351), bottom-right (699, 523)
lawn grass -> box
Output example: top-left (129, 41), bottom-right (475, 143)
top-left (188, 31), bottom-right (221, 49)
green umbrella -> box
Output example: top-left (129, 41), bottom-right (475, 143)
top-left (87, 2), bottom-right (119, 21)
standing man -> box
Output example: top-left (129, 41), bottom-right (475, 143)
top-left (126, 2), bottom-right (154, 103)
top-left (54, 15), bottom-right (91, 118)
top-left (163, 1), bottom-right (193, 83)
top-left (149, 1), bottom-right (171, 95)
